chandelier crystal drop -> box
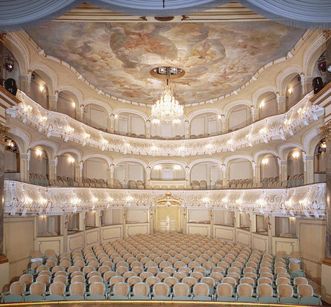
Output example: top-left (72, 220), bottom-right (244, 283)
top-left (151, 84), bottom-right (184, 122)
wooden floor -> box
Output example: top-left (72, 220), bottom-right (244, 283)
top-left (0, 301), bottom-right (317, 307)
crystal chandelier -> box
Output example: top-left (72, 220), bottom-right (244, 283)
top-left (151, 66), bottom-right (184, 123)
top-left (151, 84), bottom-right (183, 122)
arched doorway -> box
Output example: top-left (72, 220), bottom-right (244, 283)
top-left (154, 193), bottom-right (182, 233)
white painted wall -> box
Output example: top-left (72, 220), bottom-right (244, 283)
top-left (30, 72), bottom-right (49, 109)
top-left (190, 113), bottom-right (219, 136)
top-left (214, 210), bottom-right (234, 226)
top-left (190, 162), bottom-right (221, 185)
top-left (29, 148), bottom-right (49, 176)
top-left (83, 104), bottom-right (109, 131)
top-left (83, 158), bottom-right (108, 180)
top-left (117, 113), bottom-right (145, 136)
top-left (151, 163), bottom-right (185, 180)
top-left (228, 105), bottom-right (251, 131)
top-left (151, 121), bottom-right (185, 139)
top-left (188, 209), bottom-right (210, 223)
top-left (228, 159), bottom-right (253, 180)
top-left (57, 91), bottom-right (77, 118)
top-left (258, 92), bottom-right (278, 119)
top-left (286, 74), bottom-right (302, 110)
top-left (114, 162), bottom-right (144, 185)
top-left (260, 154), bottom-right (279, 179)
top-left (127, 208), bottom-right (148, 224)
top-left (287, 152), bottom-right (304, 176)
top-left (57, 154), bottom-right (75, 178)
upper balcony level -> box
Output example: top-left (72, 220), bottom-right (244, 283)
top-left (9, 72), bottom-right (319, 141)
top-left (6, 88), bottom-right (324, 157)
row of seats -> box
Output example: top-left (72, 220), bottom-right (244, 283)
top-left (30, 175), bottom-right (146, 190)
top-left (287, 174), bottom-right (304, 187)
top-left (1, 234), bottom-right (320, 304)
top-left (4, 278), bottom-right (317, 303)
top-left (29, 174), bottom-right (304, 190)
top-left (29, 173), bottom-right (49, 187)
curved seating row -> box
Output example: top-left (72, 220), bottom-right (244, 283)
top-left (2, 234), bottom-right (320, 305)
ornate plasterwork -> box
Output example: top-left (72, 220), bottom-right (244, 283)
top-left (7, 90), bottom-right (324, 157)
top-left (4, 180), bottom-right (326, 219)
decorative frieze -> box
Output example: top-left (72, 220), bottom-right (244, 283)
top-left (4, 180), bottom-right (326, 219)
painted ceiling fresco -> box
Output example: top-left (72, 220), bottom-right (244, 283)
top-left (27, 22), bottom-right (304, 105)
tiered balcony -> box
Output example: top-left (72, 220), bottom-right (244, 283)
top-left (6, 90), bottom-right (324, 157)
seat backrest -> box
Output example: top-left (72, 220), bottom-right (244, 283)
top-left (240, 277), bottom-right (255, 286)
top-left (217, 283), bottom-right (233, 297)
top-left (258, 283), bottom-right (273, 297)
top-left (53, 275), bottom-right (67, 285)
top-left (90, 282), bottom-right (105, 296)
top-left (113, 282), bottom-right (129, 296)
top-left (278, 284), bottom-right (294, 298)
top-left (19, 274), bottom-right (33, 286)
top-left (30, 282), bottom-right (46, 296)
top-left (190, 271), bottom-right (203, 281)
top-left (201, 277), bottom-right (215, 288)
top-left (164, 276), bottom-right (178, 287)
top-left (128, 276), bottom-right (142, 286)
top-left (9, 281), bottom-right (24, 296)
top-left (146, 276), bottom-right (160, 287)
top-left (193, 283), bottom-right (209, 296)
top-left (260, 272), bottom-right (274, 280)
top-left (36, 274), bottom-right (50, 285)
top-left (182, 276), bottom-right (197, 288)
top-left (133, 282), bottom-right (149, 297)
top-left (69, 282), bottom-right (84, 296)
top-left (71, 275), bottom-right (85, 283)
top-left (173, 282), bottom-right (190, 297)
top-left (110, 275), bottom-right (125, 284)
top-left (222, 276), bottom-right (236, 287)
top-left (153, 282), bottom-right (170, 297)
top-left (298, 284), bottom-right (314, 298)
top-left (276, 277), bottom-right (290, 285)
top-left (89, 275), bottom-right (103, 284)
top-left (237, 283), bottom-right (253, 298)
top-left (210, 272), bottom-right (223, 282)
top-left (258, 277), bottom-right (272, 285)
top-left (50, 282), bottom-right (65, 296)
top-left (294, 277), bottom-right (308, 286)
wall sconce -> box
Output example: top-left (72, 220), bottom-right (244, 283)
top-left (67, 155), bottom-right (75, 164)
top-left (71, 101), bottom-right (76, 108)
top-left (4, 56), bottom-right (15, 72)
top-left (35, 148), bottom-right (43, 158)
top-left (154, 165), bottom-right (162, 170)
top-left (292, 150), bottom-right (301, 159)
top-left (39, 83), bottom-right (45, 93)
top-left (288, 87), bottom-right (293, 95)
top-left (172, 165), bottom-right (181, 171)
top-left (259, 100), bottom-right (265, 109)
top-left (261, 157), bottom-right (269, 165)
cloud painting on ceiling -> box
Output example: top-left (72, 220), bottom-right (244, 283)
top-left (27, 22), bottom-right (304, 105)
